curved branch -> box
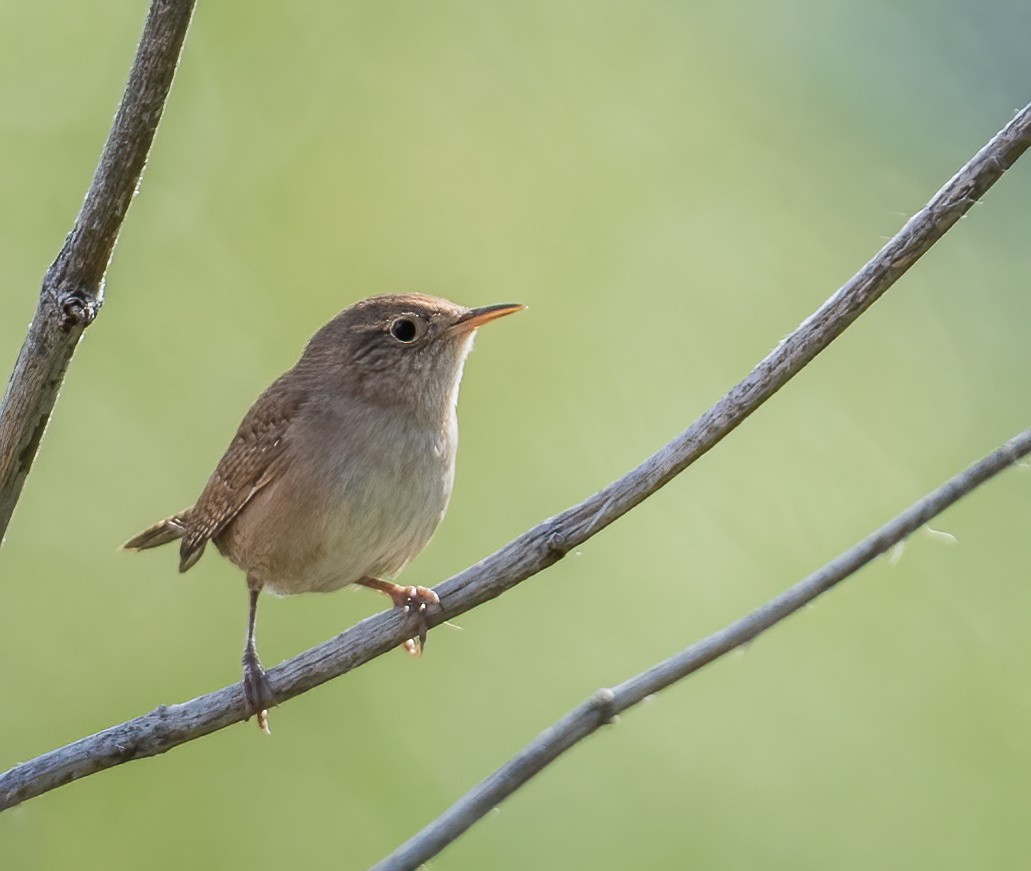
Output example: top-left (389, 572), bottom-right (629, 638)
top-left (373, 427), bottom-right (1031, 870)
top-left (0, 0), bottom-right (196, 540)
top-left (1, 101), bottom-right (1029, 813)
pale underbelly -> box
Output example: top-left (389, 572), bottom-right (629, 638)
top-left (220, 441), bottom-right (455, 596)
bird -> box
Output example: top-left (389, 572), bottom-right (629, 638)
top-left (122, 293), bottom-right (523, 732)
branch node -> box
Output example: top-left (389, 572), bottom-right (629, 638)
top-left (591, 687), bottom-right (618, 725)
top-left (57, 287), bottom-right (100, 331)
top-left (544, 527), bottom-right (570, 560)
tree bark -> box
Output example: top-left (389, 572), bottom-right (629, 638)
top-left (0, 0), bottom-right (196, 541)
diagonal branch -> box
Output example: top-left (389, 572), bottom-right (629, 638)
top-left (373, 427), bottom-right (1031, 871)
top-left (0, 101), bottom-right (1028, 813)
top-left (0, 0), bottom-right (196, 541)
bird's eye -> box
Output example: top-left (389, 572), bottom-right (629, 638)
top-left (389, 316), bottom-right (420, 343)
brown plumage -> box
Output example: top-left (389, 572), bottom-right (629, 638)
top-left (123, 293), bottom-right (523, 732)
top-left (124, 376), bottom-right (305, 572)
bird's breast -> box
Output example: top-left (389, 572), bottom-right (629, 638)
top-left (229, 404), bottom-right (459, 595)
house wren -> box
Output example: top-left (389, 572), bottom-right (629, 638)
top-left (123, 293), bottom-right (523, 732)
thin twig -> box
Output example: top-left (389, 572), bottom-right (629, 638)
top-left (0, 102), bottom-right (1028, 813)
top-left (0, 0), bottom-right (196, 540)
top-left (373, 427), bottom-right (1031, 871)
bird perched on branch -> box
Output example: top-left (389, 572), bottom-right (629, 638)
top-left (123, 293), bottom-right (523, 732)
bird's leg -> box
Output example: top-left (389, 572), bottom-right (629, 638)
top-left (356, 577), bottom-right (440, 656)
top-left (242, 583), bottom-right (274, 733)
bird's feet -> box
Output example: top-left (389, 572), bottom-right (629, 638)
top-left (357, 579), bottom-right (441, 655)
top-left (396, 585), bottom-right (441, 656)
top-left (242, 647), bottom-right (275, 734)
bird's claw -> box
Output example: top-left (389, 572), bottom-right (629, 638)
top-left (356, 578), bottom-right (441, 656)
top-left (396, 585), bottom-right (439, 656)
top-left (242, 648), bottom-right (275, 734)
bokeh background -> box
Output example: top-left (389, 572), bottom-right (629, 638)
top-left (2, 1), bottom-right (1029, 868)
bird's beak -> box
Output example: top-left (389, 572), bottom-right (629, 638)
top-left (451, 302), bottom-right (526, 334)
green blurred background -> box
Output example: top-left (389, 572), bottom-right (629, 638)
top-left (2, 1), bottom-right (1029, 868)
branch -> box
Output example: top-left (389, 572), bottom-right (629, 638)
top-left (0, 0), bottom-right (196, 540)
top-left (1, 101), bottom-right (1029, 813)
top-left (375, 427), bottom-right (1031, 869)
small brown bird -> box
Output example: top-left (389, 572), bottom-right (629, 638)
top-left (123, 293), bottom-right (523, 732)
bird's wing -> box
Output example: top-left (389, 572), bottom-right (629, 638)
top-left (179, 376), bottom-right (307, 572)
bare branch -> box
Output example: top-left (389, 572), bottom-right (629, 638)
top-left (0, 102), bottom-right (1028, 813)
top-left (0, 0), bottom-right (196, 540)
top-left (373, 427), bottom-right (1031, 870)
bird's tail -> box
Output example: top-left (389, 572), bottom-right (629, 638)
top-left (121, 511), bottom-right (191, 551)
